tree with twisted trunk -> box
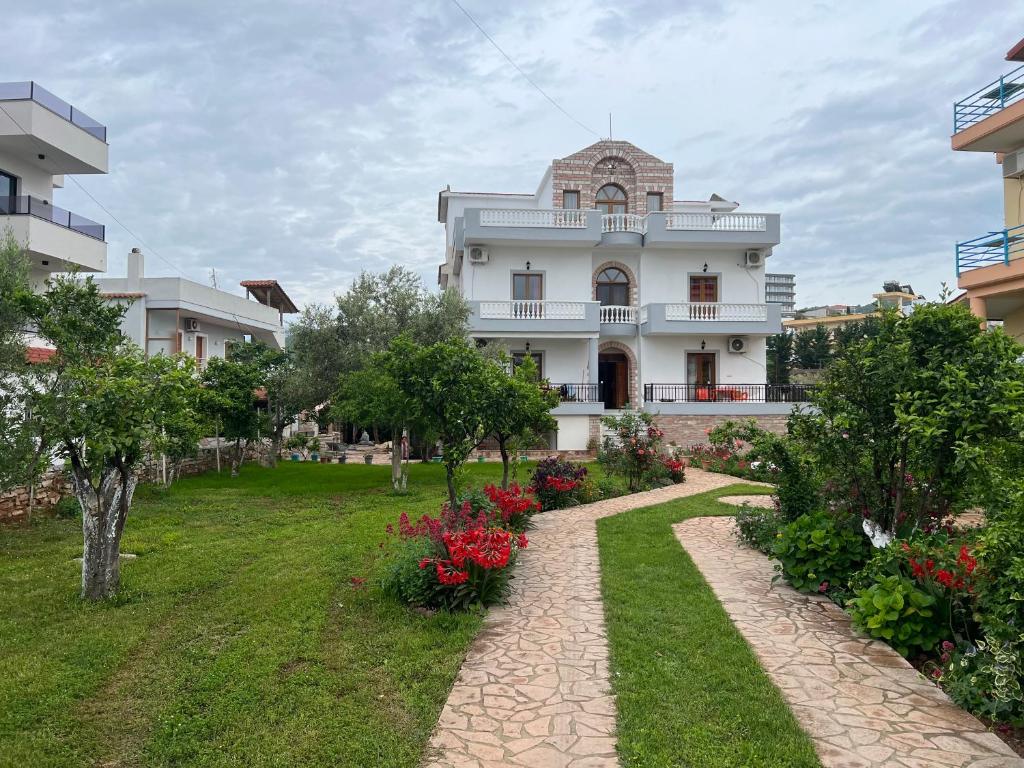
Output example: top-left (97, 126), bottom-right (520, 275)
top-left (21, 276), bottom-right (203, 599)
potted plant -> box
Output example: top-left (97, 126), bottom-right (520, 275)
top-left (309, 438), bottom-right (321, 463)
top-left (363, 454), bottom-right (374, 465)
top-left (286, 434), bottom-right (309, 461)
top-left (338, 453), bottom-right (347, 464)
top-left (477, 455), bottom-right (486, 463)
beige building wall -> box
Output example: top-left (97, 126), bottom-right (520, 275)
top-left (1003, 176), bottom-right (1024, 231)
top-left (1003, 305), bottom-right (1024, 341)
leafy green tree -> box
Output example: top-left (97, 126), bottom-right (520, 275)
top-left (793, 324), bottom-right (832, 369)
top-left (21, 275), bottom-right (204, 599)
top-left (832, 316), bottom-right (882, 355)
top-left (201, 354), bottom-right (265, 477)
top-left (791, 304), bottom-right (1024, 540)
top-left (766, 332), bottom-right (794, 384)
top-left (388, 338), bottom-right (493, 506)
top-left (480, 355), bottom-right (558, 488)
top-left (0, 227), bottom-right (34, 492)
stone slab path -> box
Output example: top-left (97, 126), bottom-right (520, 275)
top-left (717, 494), bottom-right (775, 509)
top-left (674, 516), bottom-right (1024, 768)
top-left (422, 469), bottom-right (758, 768)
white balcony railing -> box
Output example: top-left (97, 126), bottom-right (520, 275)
top-left (601, 213), bottom-right (646, 234)
top-left (664, 213), bottom-right (767, 232)
top-left (599, 305), bottom-right (637, 323)
top-left (479, 300), bottom-right (587, 320)
top-left (664, 303), bottom-right (768, 321)
top-left (479, 209), bottom-right (588, 228)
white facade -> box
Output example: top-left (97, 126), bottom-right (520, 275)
top-left (97, 250), bottom-right (296, 367)
top-left (438, 140), bottom-right (797, 450)
top-left (0, 82), bottom-right (108, 289)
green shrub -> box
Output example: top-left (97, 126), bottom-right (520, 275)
top-left (596, 476), bottom-right (626, 500)
top-left (751, 432), bottom-right (820, 521)
top-left (773, 511), bottom-right (869, 594)
top-left (598, 408), bottom-right (667, 492)
top-left (848, 575), bottom-right (948, 657)
top-left (529, 456), bottom-right (587, 511)
top-left (381, 537), bottom-right (444, 608)
top-left (735, 503), bottom-right (781, 555)
top-left (52, 495), bottom-right (81, 519)
top-left (941, 636), bottom-right (1024, 722)
top-left (574, 476), bottom-right (602, 505)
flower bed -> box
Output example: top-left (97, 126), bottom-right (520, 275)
top-left (383, 483), bottom-right (536, 610)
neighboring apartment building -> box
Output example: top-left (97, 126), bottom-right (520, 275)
top-left (952, 38), bottom-right (1024, 340)
top-left (784, 281), bottom-right (923, 332)
top-left (765, 272), bottom-right (796, 316)
top-left (97, 249), bottom-right (297, 366)
top-left (0, 82), bottom-right (108, 359)
top-left (437, 140), bottom-right (799, 449)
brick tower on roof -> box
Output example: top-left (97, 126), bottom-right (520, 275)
top-left (549, 140), bottom-right (674, 215)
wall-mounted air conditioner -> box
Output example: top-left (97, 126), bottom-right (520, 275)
top-left (743, 249), bottom-right (765, 268)
top-left (468, 246), bottom-right (489, 264)
top-left (1003, 149), bottom-right (1024, 178)
top-left (184, 318), bottom-right (200, 332)
top-left (728, 336), bottom-right (748, 353)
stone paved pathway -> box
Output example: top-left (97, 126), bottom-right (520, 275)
top-left (674, 516), bottom-right (1024, 768)
top-left (717, 494), bottom-right (775, 509)
top-left (422, 469), bottom-right (755, 768)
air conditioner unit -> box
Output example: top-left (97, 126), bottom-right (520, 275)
top-left (743, 249), bottom-right (765, 268)
top-left (184, 318), bottom-right (200, 332)
top-left (1003, 149), bottom-right (1024, 178)
top-left (468, 246), bottom-right (489, 264)
top-left (728, 336), bottom-right (748, 354)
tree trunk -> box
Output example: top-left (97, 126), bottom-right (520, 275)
top-left (269, 426), bottom-right (285, 469)
top-left (445, 464), bottom-right (458, 509)
top-left (391, 431), bottom-right (404, 492)
top-left (230, 439), bottom-right (242, 478)
top-left (498, 438), bottom-right (510, 489)
top-left (74, 465), bottom-right (136, 600)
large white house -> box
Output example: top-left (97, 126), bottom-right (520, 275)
top-left (0, 82), bottom-right (108, 360)
top-left (98, 249), bottom-right (297, 366)
top-left (437, 140), bottom-right (805, 449)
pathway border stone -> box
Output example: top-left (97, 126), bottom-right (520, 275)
top-left (674, 516), bottom-right (1024, 768)
top-left (422, 469), bottom-right (754, 768)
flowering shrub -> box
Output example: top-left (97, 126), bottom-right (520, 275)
top-left (939, 636), bottom-right (1024, 722)
top-left (530, 456), bottom-right (587, 511)
top-left (598, 408), bottom-right (669, 492)
top-left (662, 456), bottom-right (686, 484)
top-left (382, 487), bottom-right (531, 610)
top-left (773, 511), bottom-right (869, 594)
top-left (735, 500), bottom-right (782, 555)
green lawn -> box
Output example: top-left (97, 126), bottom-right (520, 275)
top-left (598, 485), bottom-right (822, 768)
top-left (0, 461), bottom-right (526, 768)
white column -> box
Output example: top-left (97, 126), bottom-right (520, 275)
top-left (587, 337), bottom-right (599, 385)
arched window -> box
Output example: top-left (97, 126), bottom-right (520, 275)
top-left (596, 267), bottom-right (630, 306)
top-left (595, 184), bottom-right (627, 214)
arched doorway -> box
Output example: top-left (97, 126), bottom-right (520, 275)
top-left (599, 351), bottom-right (630, 409)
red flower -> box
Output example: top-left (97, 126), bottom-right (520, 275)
top-left (935, 569), bottom-right (955, 588)
top-left (517, 533), bottom-right (528, 549)
top-left (436, 560), bottom-right (469, 585)
top-left (957, 545), bottom-right (977, 574)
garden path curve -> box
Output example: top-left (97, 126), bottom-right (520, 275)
top-left (422, 468), bottom-right (751, 768)
top-left (675, 516), bottom-right (1024, 768)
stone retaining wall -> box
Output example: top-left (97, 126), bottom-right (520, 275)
top-left (655, 413), bottom-right (789, 448)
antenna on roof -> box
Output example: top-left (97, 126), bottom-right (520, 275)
top-left (608, 113), bottom-right (613, 140)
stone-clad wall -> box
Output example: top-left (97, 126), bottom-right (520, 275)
top-left (549, 140), bottom-right (674, 213)
top-left (656, 414), bottom-right (789, 449)
top-left (0, 471), bottom-right (67, 522)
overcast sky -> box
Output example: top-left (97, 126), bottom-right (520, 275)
top-left (4, 0), bottom-right (1023, 311)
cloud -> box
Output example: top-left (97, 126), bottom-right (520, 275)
top-left (2, 0), bottom-right (1022, 312)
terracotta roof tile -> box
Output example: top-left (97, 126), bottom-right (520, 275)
top-left (26, 347), bottom-right (56, 364)
top-left (101, 291), bottom-right (146, 299)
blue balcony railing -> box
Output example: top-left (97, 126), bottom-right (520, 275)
top-left (956, 223), bottom-right (1024, 276)
top-left (0, 82), bottom-right (107, 141)
top-left (954, 64), bottom-right (1024, 133)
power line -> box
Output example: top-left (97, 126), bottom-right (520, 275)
top-left (0, 102), bottom-right (187, 279)
top-left (448, 0), bottom-right (601, 139)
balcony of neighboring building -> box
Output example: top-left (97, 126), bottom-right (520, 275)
top-left (1, 195), bottom-right (106, 273)
top-left (0, 83), bottom-right (108, 174)
top-left (955, 222), bottom-right (1024, 339)
top-left (640, 301), bottom-right (782, 335)
top-left (952, 38), bottom-right (1024, 153)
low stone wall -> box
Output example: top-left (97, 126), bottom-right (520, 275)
top-left (655, 413), bottom-right (789, 449)
top-left (0, 470), bottom-right (67, 523)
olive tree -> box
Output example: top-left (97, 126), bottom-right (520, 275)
top-left (21, 276), bottom-right (204, 599)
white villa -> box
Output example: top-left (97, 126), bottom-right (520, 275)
top-left (437, 140), bottom-right (806, 449)
top-left (97, 249), bottom-right (297, 366)
top-left (0, 82), bottom-right (108, 360)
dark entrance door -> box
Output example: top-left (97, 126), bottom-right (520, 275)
top-left (598, 352), bottom-right (629, 409)
top-left (686, 352), bottom-right (716, 400)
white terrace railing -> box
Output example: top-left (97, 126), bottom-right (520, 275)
top-left (601, 213), bottom-right (646, 234)
top-left (479, 300), bottom-right (588, 320)
top-left (599, 305), bottom-right (637, 323)
top-left (664, 212), bottom-right (768, 232)
top-left (664, 303), bottom-right (768, 322)
top-left (479, 209), bottom-right (588, 228)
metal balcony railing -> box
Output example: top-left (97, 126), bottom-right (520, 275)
top-left (547, 383), bottom-right (602, 403)
top-left (955, 223), bottom-right (1024, 275)
top-left (0, 195), bottom-right (105, 240)
top-left (644, 383), bottom-right (813, 403)
top-left (953, 64), bottom-right (1024, 133)
top-left (0, 82), bottom-right (107, 141)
